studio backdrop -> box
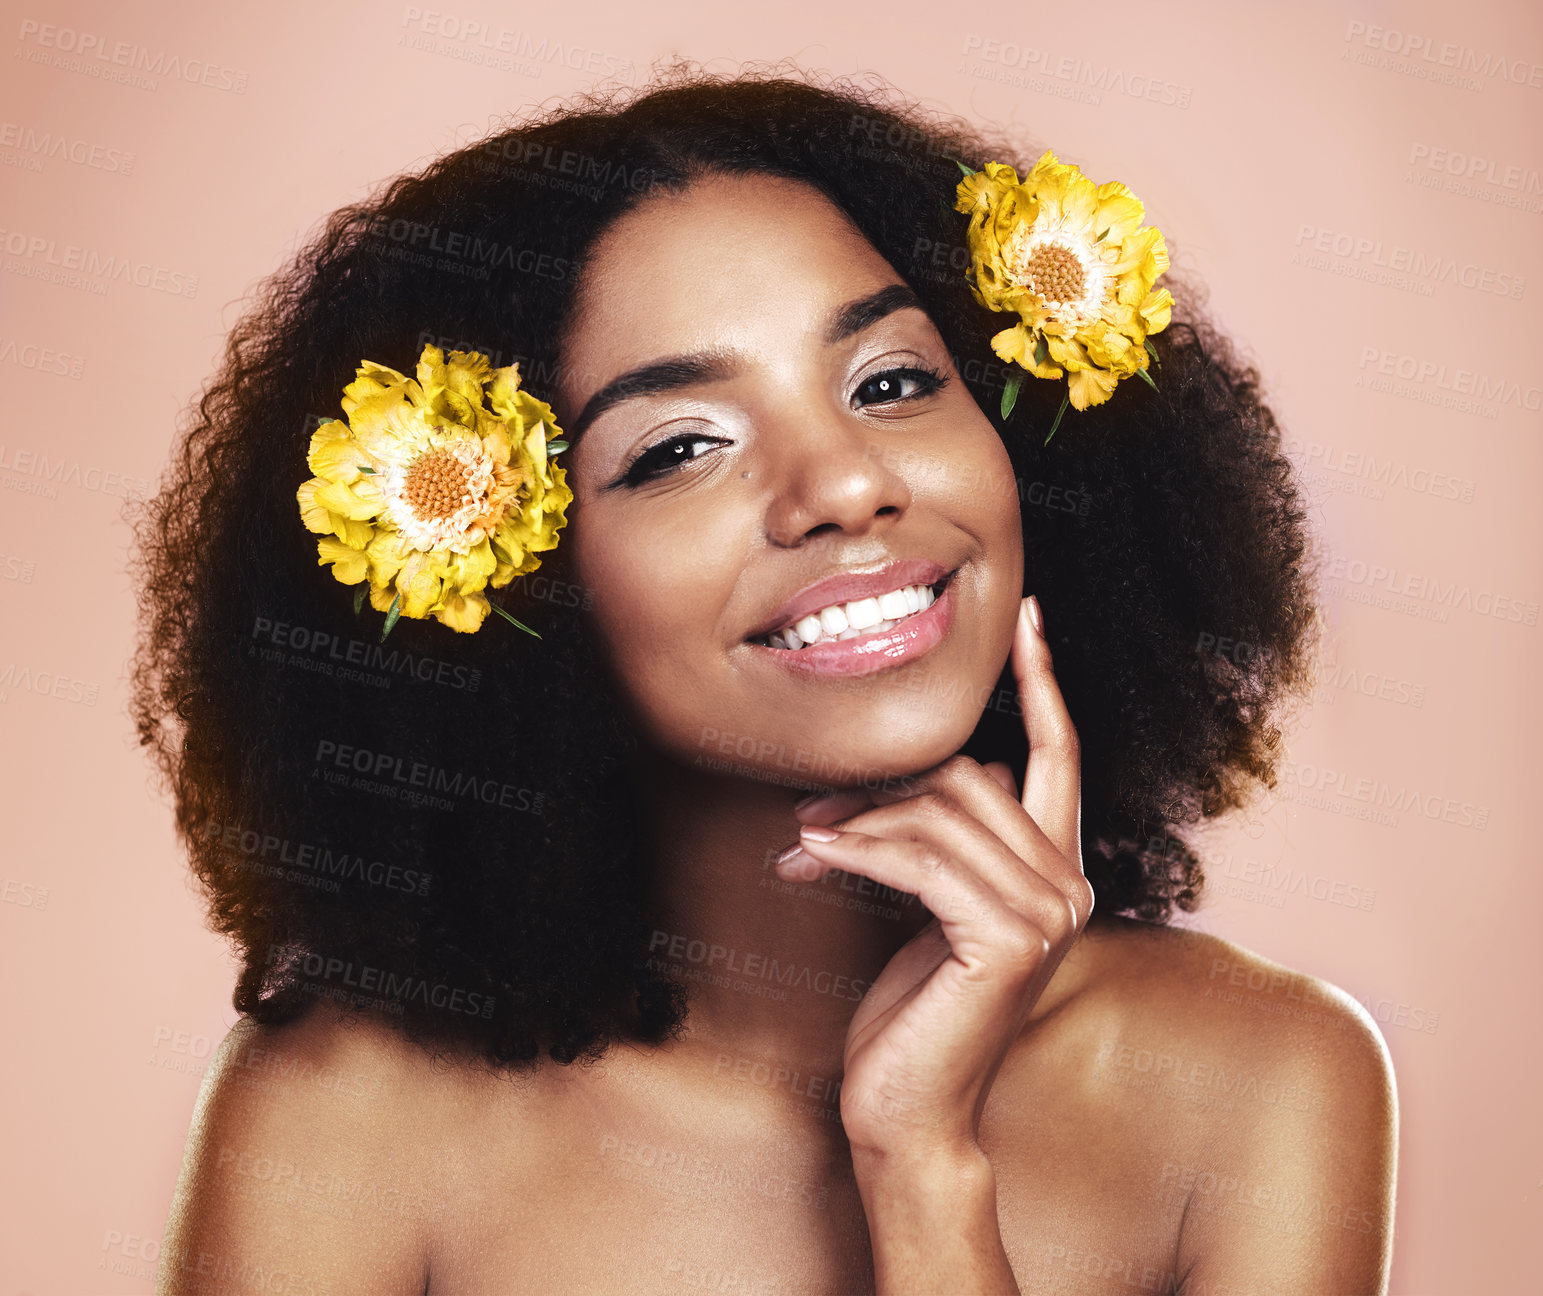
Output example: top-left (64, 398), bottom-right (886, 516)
top-left (0, 1), bottom-right (1538, 1291)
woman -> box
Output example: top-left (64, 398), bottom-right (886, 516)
top-left (132, 63), bottom-right (1396, 1295)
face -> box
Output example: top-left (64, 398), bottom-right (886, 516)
top-left (553, 171), bottom-right (1024, 787)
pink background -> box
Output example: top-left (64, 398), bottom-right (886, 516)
top-left (2, 1), bottom-right (1538, 1290)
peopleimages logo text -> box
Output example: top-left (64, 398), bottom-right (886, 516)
top-left (265, 945), bottom-right (494, 1018)
top-left (252, 616), bottom-right (482, 691)
top-left (1323, 556), bottom-right (1538, 626)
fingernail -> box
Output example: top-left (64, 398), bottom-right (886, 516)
top-left (800, 824), bottom-right (840, 842)
top-left (793, 791), bottom-right (839, 816)
top-left (775, 842), bottom-right (804, 867)
top-left (1026, 594), bottom-right (1045, 638)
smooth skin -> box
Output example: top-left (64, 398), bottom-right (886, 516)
top-left (157, 174), bottom-right (1396, 1295)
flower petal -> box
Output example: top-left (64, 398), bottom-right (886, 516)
top-left (316, 535), bottom-right (370, 584)
top-left (1068, 366), bottom-right (1118, 410)
top-left (1140, 287), bottom-right (1174, 334)
top-left (306, 420), bottom-right (364, 482)
top-left (314, 477), bottom-right (381, 520)
top-left (297, 478), bottom-right (334, 535)
top-left (437, 590), bottom-right (490, 634)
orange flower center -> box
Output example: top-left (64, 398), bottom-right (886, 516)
top-left (403, 446), bottom-right (478, 523)
top-left (1021, 241), bottom-right (1087, 305)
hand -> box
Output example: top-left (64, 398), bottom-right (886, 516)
top-left (777, 595), bottom-right (1093, 1163)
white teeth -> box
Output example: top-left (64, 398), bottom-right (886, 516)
top-left (845, 597), bottom-right (882, 630)
top-left (818, 604), bottom-right (849, 636)
top-left (762, 579), bottom-right (944, 651)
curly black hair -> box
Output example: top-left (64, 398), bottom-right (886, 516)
top-left (127, 59), bottom-right (1319, 1074)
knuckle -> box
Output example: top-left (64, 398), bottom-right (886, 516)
top-left (1072, 875), bottom-right (1096, 923)
top-left (912, 790), bottom-right (956, 822)
top-left (1044, 891), bottom-right (1079, 942)
top-left (999, 919), bottom-right (1050, 968)
top-left (846, 827), bottom-right (880, 853)
top-left (937, 754), bottom-right (978, 782)
top-left (1048, 713), bottom-right (1081, 762)
top-left (913, 844), bottom-right (950, 876)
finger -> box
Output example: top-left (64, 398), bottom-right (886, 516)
top-left (854, 757), bottom-right (1052, 892)
top-left (795, 793), bottom-right (1081, 942)
top-left (791, 786), bottom-right (874, 824)
top-left (845, 917), bottom-right (954, 1033)
top-left (1013, 595), bottom-right (1083, 865)
top-left (792, 827), bottom-right (1060, 976)
top-left (982, 761), bottom-right (1018, 797)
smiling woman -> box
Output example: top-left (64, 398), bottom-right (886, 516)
top-left (130, 59), bottom-right (1395, 1296)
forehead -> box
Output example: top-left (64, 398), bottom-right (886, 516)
top-left (561, 172), bottom-right (903, 375)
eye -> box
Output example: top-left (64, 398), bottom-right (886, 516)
top-left (617, 431), bottom-right (731, 487)
top-left (851, 365), bottom-right (949, 409)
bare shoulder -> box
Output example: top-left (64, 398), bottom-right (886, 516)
top-left (1078, 914), bottom-right (1396, 1080)
top-left (155, 1001), bottom-right (452, 1295)
top-left (1068, 915), bottom-right (1399, 1293)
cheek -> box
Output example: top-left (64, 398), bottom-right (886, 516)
top-left (949, 425), bottom-right (1023, 540)
top-left (959, 432), bottom-right (1025, 615)
top-left (571, 515), bottom-right (718, 708)
top-left (574, 529), bottom-right (658, 656)
top-left (979, 430), bottom-right (1021, 508)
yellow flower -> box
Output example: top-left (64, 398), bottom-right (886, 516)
top-left (296, 343), bottom-right (572, 636)
top-left (955, 152), bottom-right (1172, 430)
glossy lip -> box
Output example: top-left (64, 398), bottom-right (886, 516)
top-left (745, 556), bottom-right (954, 642)
top-left (747, 568), bottom-right (959, 679)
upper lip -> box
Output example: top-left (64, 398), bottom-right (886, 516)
top-left (746, 556), bottom-right (955, 641)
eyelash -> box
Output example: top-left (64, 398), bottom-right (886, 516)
top-left (615, 364), bottom-right (951, 488)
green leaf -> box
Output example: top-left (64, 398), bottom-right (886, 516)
top-left (380, 592), bottom-right (402, 642)
top-left (954, 158), bottom-right (976, 176)
top-left (545, 439), bottom-right (568, 456)
top-left (1000, 372), bottom-right (1023, 422)
top-left (1033, 334), bottom-right (1049, 370)
top-left (353, 585), bottom-right (366, 616)
top-left (490, 600), bottom-right (542, 638)
top-left (1094, 226), bottom-right (1110, 243)
top-left (1136, 366), bottom-right (1160, 392)
top-left (356, 464), bottom-right (376, 474)
top-left (1043, 393), bottom-right (1071, 447)
top-left (1144, 337), bottom-right (1162, 367)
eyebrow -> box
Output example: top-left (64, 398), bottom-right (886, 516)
top-left (566, 282), bottom-right (927, 443)
top-left (823, 283), bottom-right (925, 347)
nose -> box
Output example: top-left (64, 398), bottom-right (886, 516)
top-left (759, 409), bottom-right (914, 547)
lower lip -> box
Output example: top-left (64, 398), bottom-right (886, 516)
top-left (747, 574), bottom-right (958, 679)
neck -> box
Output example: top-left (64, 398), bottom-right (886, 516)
top-left (624, 742), bottom-right (1102, 1064)
top-left (628, 746), bottom-right (933, 1079)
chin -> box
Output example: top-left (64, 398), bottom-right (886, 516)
top-left (736, 710), bottom-right (986, 793)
